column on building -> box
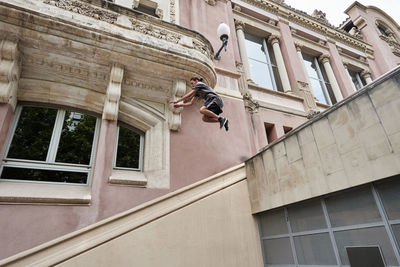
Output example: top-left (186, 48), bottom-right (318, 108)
top-left (326, 41), bottom-right (355, 99)
top-left (361, 69), bottom-right (373, 84)
top-left (234, 20), bottom-right (251, 81)
top-left (343, 63), bottom-right (357, 92)
top-left (295, 43), bottom-right (314, 97)
top-left (277, 20), bottom-right (318, 116)
top-left (319, 54), bottom-right (343, 102)
top-left (268, 35), bottom-right (291, 93)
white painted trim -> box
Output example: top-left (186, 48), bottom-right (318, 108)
top-left (0, 181), bottom-right (91, 204)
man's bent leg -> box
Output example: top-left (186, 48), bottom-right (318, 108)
top-left (200, 106), bottom-right (219, 120)
top-left (202, 115), bottom-right (219, 123)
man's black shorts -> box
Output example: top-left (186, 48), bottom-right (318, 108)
top-left (207, 102), bottom-right (223, 115)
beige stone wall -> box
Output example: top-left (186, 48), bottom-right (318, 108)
top-left (246, 66), bottom-right (400, 214)
top-left (57, 179), bottom-right (263, 267)
top-left (0, 165), bottom-right (263, 266)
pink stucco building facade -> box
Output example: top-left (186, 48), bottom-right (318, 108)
top-left (0, 0), bottom-right (399, 265)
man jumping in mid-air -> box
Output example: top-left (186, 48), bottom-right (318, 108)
top-left (171, 77), bottom-right (229, 131)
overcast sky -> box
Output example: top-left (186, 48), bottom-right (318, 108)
top-left (284, 0), bottom-right (400, 27)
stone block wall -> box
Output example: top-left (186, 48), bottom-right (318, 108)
top-left (246, 66), bottom-right (400, 214)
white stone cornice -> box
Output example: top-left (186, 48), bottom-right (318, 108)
top-left (238, 0), bottom-right (373, 53)
top-left (0, 39), bottom-right (20, 110)
top-left (103, 63), bottom-right (124, 121)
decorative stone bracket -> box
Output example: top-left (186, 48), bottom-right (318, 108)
top-left (103, 63), bottom-right (124, 121)
top-left (0, 40), bottom-right (20, 110)
top-left (168, 80), bottom-right (186, 131)
top-left (297, 81), bottom-right (320, 119)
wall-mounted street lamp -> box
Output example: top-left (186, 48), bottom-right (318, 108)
top-left (214, 23), bottom-right (230, 60)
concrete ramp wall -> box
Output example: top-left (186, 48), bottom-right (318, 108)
top-left (246, 66), bottom-right (400, 214)
top-left (0, 164), bottom-right (263, 267)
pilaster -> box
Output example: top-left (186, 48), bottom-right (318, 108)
top-left (268, 35), bottom-right (291, 93)
top-left (319, 54), bottom-right (343, 103)
top-left (326, 40), bottom-right (355, 99)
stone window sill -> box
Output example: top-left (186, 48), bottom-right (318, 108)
top-left (0, 181), bottom-right (91, 204)
top-left (109, 169), bottom-right (147, 186)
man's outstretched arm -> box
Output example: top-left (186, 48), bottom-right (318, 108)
top-left (170, 89), bottom-right (196, 104)
top-left (173, 96), bottom-right (198, 108)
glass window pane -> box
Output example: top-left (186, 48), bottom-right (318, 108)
top-left (1, 166), bottom-right (87, 184)
top-left (294, 233), bottom-right (337, 265)
top-left (248, 59), bottom-right (273, 89)
top-left (310, 78), bottom-right (328, 104)
top-left (263, 237), bottom-right (294, 264)
top-left (56, 111), bottom-right (97, 165)
top-left (288, 199), bottom-right (327, 232)
top-left (303, 54), bottom-right (319, 79)
top-left (244, 34), bottom-right (267, 63)
top-left (326, 187), bottom-right (382, 227)
top-left (259, 208), bottom-right (288, 237)
top-left (116, 125), bottom-right (142, 169)
top-left (391, 224), bottom-right (400, 247)
top-left (334, 227), bottom-right (398, 266)
top-left (325, 83), bottom-right (336, 104)
top-left (376, 177), bottom-right (400, 220)
top-left (271, 65), bottom-right (283, 92)
top-left (7, 106), bottom-right (57, 161)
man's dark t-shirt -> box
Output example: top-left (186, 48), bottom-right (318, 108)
top-left (193, 82), bottom-right (224, 109)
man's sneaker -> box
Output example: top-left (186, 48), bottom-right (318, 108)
top-left (224, 119), bottom-right (229, 131)
top-left (219, 117), bottom-right (227, 129)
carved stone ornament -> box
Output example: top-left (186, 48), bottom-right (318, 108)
top-left (319, 54), bottom-right (330, 64)
top-left (103, 63), bottom-right (124, 121)
top-left (205, 0), bottom-right (216, 6)
top-left (155, 8), bottom-right (163, 19)
top-left (234, 20), bottom-right (245, 31)
top-left (233, 4), bottom-right (241, 12)
top-left (311, 10), bottom-right (332, 26)
top-left (243, 92), bottom-right (259, 113)
top-left (0, 39), bottom-right (20, 110)
top-left (44, 0), bottom-right (118, 24)
top-left (268, 34), bottom-right (280, 45)
top-left (133, 0), bottom-right (140, 8)
top-left (44, 0), bottom-right (212, 60)
top-left (306, 109), bottom-right (320, 119)
top-left (168, 80), bottom-right (186, 131)
top-left (360, 69), bottom-right (371, 79)
top-left (170, 0), bottom-right (176, 23)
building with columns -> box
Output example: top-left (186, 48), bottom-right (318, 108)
top-left (0, 0), bottom-right (399, 266)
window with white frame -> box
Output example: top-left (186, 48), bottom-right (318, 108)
top-left (113, 123), bottom-right (144, 171)
top-left (0, 105), bottom-right (100, 184)
top-left (303, 53), bottom-right (336, 105)
top-left (348, 69), bottom-right (366, 91)
top-left (244, 33), bottom-right (283, 92)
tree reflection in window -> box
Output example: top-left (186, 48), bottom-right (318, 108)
top-left (1, 106), bottom-right (98, 184)
top-left (7, 106), bottom-right (57, 161)
top-left (56, 111), bottom-right (96, 165)
top-left (115, 125), bottom-right (143, 170)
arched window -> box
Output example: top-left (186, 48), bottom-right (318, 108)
top-left (377, 25), bottom-right (390, 37)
